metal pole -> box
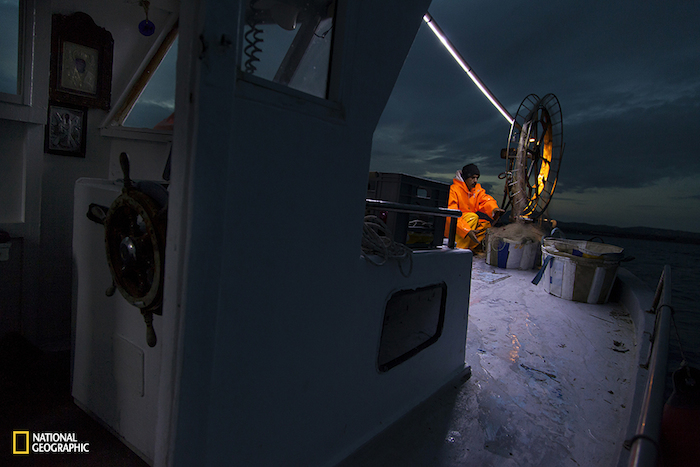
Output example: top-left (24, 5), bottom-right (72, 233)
top-left (423, 12), bottom-right (514, 126)
top-left (365, 199), bottom-right (462, 249)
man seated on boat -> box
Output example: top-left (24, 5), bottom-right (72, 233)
top-left (445, 163), bottom-right (505, 250)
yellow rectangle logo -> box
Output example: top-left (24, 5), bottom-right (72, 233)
top-left (13, 431), bottom-right (30, 455)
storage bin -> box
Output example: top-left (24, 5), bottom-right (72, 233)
top-left (486, 237), bottom-right (539, 270)
top-left (366, 172), bottom-right (450, 249)
top-left (539, 238), bottom-right (624, 304)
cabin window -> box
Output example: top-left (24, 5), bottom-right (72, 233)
top-left (0, 0), bottom-right (21, 98)
top-left (109, 22), bottom-right (178, 130)
top-left (240, 0), bottom-right (336, 99)
top-left (0, 0), bottom-right (39, 226)
top-left (123, 36), bottom-right (178, 129)
top-left (0, 0), bottom-right (39, 114)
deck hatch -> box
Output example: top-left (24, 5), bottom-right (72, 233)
top-left (377, 282), bottom-right (447, 372)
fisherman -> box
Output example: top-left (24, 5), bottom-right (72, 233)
top-left (445, 163), bottom-right (505, 250)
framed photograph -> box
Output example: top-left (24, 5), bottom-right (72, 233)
top-left (45, 102), bottom-right (88, 157)
top-left (49, 12), bottom-right (113, 110)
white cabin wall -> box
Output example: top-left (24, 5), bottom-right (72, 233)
top-left (0, 121), bottom-right (44, 341)
top-left (0, 0), bottom-right (177, 347)
top-left (0, 122), bottom-right (27, 225)
top-left (40, 115), bottom-right (113, 345)
top-left (166, 1), bottom-right (450, 466)
top-left (0, 0), bottom-right (50, 345)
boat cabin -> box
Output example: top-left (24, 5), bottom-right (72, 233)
top-left (1, 0), bottom-right (476, 465)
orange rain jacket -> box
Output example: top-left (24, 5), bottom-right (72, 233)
top-left (444, 174), bottom-right (500, 248)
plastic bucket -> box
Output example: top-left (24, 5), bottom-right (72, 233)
top-left (539, 238), bottom-right (623, 304)
top-left (486, 237), bottom-right (539, 270)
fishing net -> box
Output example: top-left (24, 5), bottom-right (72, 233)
top-left (487, 222), bottom-right (545, 245)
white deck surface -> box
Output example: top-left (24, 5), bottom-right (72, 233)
top-left (338, 254), bottom-right (638, 467)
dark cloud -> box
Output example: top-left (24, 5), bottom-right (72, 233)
top-left (560, 95), bottom-right (700, 190)
top-left (371, 0), bottom-right (700, 230)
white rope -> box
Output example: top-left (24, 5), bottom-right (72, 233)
top-left (361, 215), bottom-right (413, 277)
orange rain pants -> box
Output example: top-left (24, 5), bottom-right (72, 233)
top-left (444, 179), bottom-right (499, 250)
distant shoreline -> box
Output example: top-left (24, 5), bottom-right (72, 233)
top-left (556, 222), bottom-right (700, 245)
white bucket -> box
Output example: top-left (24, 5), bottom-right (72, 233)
top-left (539, 238), bottom-right (623, 304)
top-left (486, 237), bottom-right (539, 270)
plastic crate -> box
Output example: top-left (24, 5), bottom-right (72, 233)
top-left (366, 172), bottom-right (450, 249)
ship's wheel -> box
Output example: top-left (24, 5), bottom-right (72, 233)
top-left (502, 93), bottom-right (564, 220)
top-left (103, 152), bottom-right (168, 347)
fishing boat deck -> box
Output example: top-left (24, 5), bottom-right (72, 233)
top-left (339, 254), bottom-right (639, 467)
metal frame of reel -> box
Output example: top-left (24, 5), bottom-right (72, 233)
top-left (501, 93), bottom-right (564, 221)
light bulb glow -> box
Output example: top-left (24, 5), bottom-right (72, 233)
top-left (423, 13), bottom-right (514, 126)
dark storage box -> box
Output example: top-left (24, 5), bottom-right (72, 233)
top-left (366, 172), bottom-right (450, 249)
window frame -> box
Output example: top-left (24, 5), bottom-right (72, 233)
top-left (0, 0), bottom-right (28, 105)
top-left (234, 0), bottom-right (345, 120)
top-left (102, 16), bottom-right (179, 134)
top-left (0, 0), bottom-right (47, 124)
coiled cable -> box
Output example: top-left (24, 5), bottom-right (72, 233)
top-left (243, 14), bottom-right (263, 74)
top-left (361, 215), bottom-right (413, 277)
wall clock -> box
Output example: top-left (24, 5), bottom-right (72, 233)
top-left (49, 12), bottom-right (113, 110)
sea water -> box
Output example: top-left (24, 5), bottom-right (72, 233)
top-left (567, 234), bottom-right (700, 379)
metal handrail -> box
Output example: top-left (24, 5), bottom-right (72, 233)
top-left (627, 265), bottom-right (672, 467)
top-left (365, 199), bottom-right (462, 249)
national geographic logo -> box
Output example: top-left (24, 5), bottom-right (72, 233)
top-left (12, 431), bottom-right (90, 455)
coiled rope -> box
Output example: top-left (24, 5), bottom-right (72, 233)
top-left (361, 215), bottom-right (413, 277)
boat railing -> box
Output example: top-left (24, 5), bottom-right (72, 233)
top-left (365, 199), bottom-right (462, 249)
top-left (627, 265), bottom-right (672, 467)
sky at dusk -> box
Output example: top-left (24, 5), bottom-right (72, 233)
top-left (370, 0), bottom-right (700, 233)
top-left (2, 1), bottom-right (697, 232)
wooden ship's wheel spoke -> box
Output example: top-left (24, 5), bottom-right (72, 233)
top-left (103, 152), bottom-right (168, 347)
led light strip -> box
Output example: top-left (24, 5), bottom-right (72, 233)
top-left (423, 13), bottom-right (514, 126)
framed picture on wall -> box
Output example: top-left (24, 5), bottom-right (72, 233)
top-left (45, 102), bottom-right (88, 157)
top-left (49, 12), bottom-right (114, 110)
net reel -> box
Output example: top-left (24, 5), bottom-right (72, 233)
top-left (502, 93), bottom-right (564, 222)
